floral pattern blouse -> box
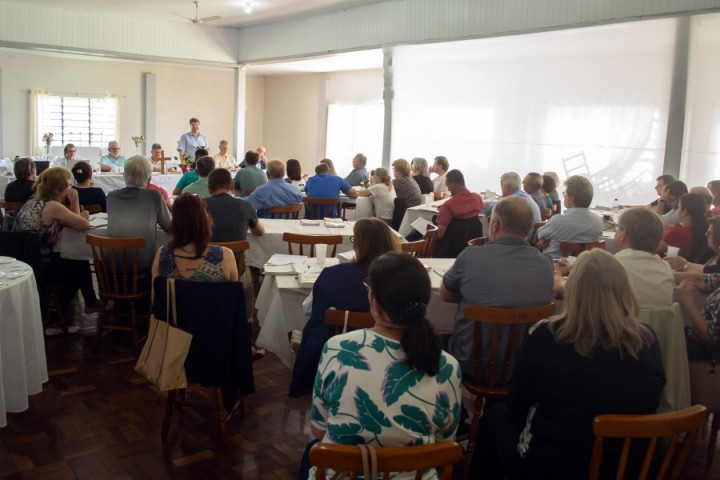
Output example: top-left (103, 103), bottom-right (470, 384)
top-left (698, 273), bottom-right (720, 342)
top-left (311, 329), bottom-right (462, 478)
top-left (157, 244), bottom-right (225, 281)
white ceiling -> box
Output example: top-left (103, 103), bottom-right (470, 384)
top-left (7, 0), bottom-right (386, 28)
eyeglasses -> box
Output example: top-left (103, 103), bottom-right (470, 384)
top-left (67, 149), bottom-right (76, 153)
top-left (109, 147), bottom-right (120, 151)
top-left (362, 279), bottom-right (372, 294)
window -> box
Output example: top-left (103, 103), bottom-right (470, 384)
top-left (325, 104), bottom-right (384, 176)
top-left (37, 94), bottom-right (117, 149)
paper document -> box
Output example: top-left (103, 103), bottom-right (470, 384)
top-left (411, 217), bottom-right (434, 235)
top-left (89, 213), bottom-right (109, 228)
top-left (324, 218), bottom-right (345, 228)
top-left (337, 250), bottom-right (355, 263)
top-left (264, 254), bottom-right (308, 275)
top-left (299, 263), bottom-right (324, 287)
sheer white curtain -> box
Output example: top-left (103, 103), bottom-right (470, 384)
top-left (29, 89), bottom-right (47, 156)
top-left (391, 18), bottom-right (676, 206)
top-left (682, 13), bottom-right (720, 186)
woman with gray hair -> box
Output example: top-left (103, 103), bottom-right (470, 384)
top-left (411, 157), bottom-right (433, 194)
top-left (107, 156), bottom-right (171, 271)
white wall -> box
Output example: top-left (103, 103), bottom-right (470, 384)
top-left (259, 69), bottom-right (383, 177)
top-left (0, 52), bottom-right (235, 159)
top-left (245, 75), bottom-right (265, 157)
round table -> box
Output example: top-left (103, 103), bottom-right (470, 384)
top-left (0, 258), bottom-right (47, 428)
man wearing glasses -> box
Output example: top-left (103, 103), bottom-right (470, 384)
top-left (56, 143), bottom-right (77, 168)
top-left (99, 141), bottom-right (127, 172)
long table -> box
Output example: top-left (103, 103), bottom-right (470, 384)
top-left (0, 260), bottom-right (47, 428)
top-left (255, 257), bottom-right (457, 368)
top-left (93, 173), bottom-right (180, 195)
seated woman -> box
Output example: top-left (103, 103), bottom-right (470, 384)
top-left (285, 158), bottom-right (306, 191)
top-left (392, 158), bottom-right (423, 208)
top-left (107, 156), bottom-right (171, 272)
top-left (471, 249), bottom-right (665, 480)
top-left (289, 218), bottom-right (401, 396)
top-left (357, 167), bottom-right (397, 224)
top-left (411, 157), bottom-right (434, 194)
top-left (71, 161), bottom-right (107, 212)
top-left (308, 252), bottom-right (462, 478)
top-left (666, 216), bottom-right (720, 273)
top-left (13, 167), bottom-right (95, 332)
top-left (660, 192), bottom-right (709, 263)
top-left (152, 193), bottom-right (238, 282)
top-left (4, 157), bottom-right (36, 204)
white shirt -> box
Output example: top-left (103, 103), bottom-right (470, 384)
top-left (368, 183), bottom-right (397, 220)
top-left (615, 248), bottom-right (674, 308)
top-left (432, 174), bottom-right (448, 194)
top-left (213, 152), bottom-right (236, 170)
top-left (662, 208), bottom-right (680, 226)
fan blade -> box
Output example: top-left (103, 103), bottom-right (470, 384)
top-left (199, 15), bottom-right (222, 23)
top-left (171, 12), bottom-right (193, 21)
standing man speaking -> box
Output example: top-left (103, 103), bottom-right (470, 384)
top-left (177, 117), bottom-right (209, 161)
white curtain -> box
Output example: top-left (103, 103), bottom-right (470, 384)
top-left (29, 89), bottom-right (47, 156)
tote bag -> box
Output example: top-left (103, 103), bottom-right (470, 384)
top-left (135, 278), bottom-right (192, 391)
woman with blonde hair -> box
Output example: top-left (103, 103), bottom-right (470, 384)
top-left (357, 167), bottom-right (397, 224)
top-left (13, 167), bottom-right (94, 332)
top-left (290, 217), bottom-right (401, 396)
top-left (471, 249), bottom-right (665, 479)
top-left (392, 158), bottom-right (423, 208)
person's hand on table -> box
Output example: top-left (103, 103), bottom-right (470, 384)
top-left (554, 258), bottom-right (571, 277)
top-left (79, 210), bottom-right (90, 220)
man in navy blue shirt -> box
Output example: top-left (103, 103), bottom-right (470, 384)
top-left (306, 163), bottom-right (359, 217)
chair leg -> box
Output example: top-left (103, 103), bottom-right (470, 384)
top-left (130, 302), bottom-right (139, 348)
top-left (161, 390), bottom-right (176, 442)
top-left (462, 396), bottom-right (485, 480)
top-left (214, 387), bottom-right (227, 444)
top-left (708, 412), bottom-right (720, 468)
top-left (94, 299), bottom-right (109, 353)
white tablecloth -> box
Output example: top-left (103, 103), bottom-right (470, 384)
top-left (255, 257), bottom-right (457, 368)
top-left (93, 173), bottom-right (180, 195)
top-left (0, 174), bottom-right (13, 199)
top-left (246, 219), bottom-right (357, 269)
top-left (0, 260), bottom-right (47, 428)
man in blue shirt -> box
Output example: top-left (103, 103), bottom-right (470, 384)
top-left (246, 160), bottom-right (303, 218)
top-left (306, 163), bottom-right (358, 199)
top-left (177, 117), bottom-right (209, 161)
top-left (483, 171), bottom-right (541, 222)
top-left (99, 141), bottom-right (127, 172)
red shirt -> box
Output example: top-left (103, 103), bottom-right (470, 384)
top-left (436, 189), bottom-right (484, 227)
top-left (148, 182), bottom-right (171, 208)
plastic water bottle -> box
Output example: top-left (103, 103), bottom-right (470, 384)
top-left (612, 198), bottom-right (620, 212)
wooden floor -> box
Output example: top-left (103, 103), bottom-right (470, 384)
top-left (1, 332), bottom-right (719, 479)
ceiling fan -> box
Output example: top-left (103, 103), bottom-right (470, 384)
top-left (172, 1), bottom-right (222, 24)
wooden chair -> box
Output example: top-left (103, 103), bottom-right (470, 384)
top-left (155, 278), bottom-right (254, 445)
top-left (86, 234), bottom-right (148, 349)
top-left (688, 349), bottom-right (720, 467)
top-left (461, 303), bottom-right (556, 478)
top-left (282, 232), bottom-right (342, 257)
top-left (423, 223), bottom-right (439, 258)
top-left (0, 200), bottom-right (25, 230)
top-left (400, 239), bottom-right (428, 257)
top-left (324, 309), bottom-right (374, 335)
top-left (303, 197), bottom-right (340, 219)
top-left (589, 405), bottom-right (707, 480)
top-left (310, 442), bottom-right (464, 480)
top-left (209, 240), bottom-right (250, 272)
top-left (559, 240), bottom-right (606, 257)
top-left (467, 236), bottom-right (488, 247)
top-left (82, 203), bottom-right (103, 214)
top-left (268, 203), bottom-right (302, 219)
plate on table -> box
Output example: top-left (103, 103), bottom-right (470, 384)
top-left (0, 256), bottom-right (16, 264)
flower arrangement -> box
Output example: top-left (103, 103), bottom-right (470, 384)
top-left (42, 132), bottom-right (54, 155)
top-left (173, 154), bottom-right (194, 172)
top-left (131, 135), bottom-right (145, 154)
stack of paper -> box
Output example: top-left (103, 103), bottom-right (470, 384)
top-left (299, 263), bottom-right (324, 287)
top-left (337, 250), bottom-right (355, 263)
top-left (324, 218), bottom-right (345, 228)
top-left (300, 219), bottom-right (321, 226)
top-left (264, 254), bottom-right (307, 275)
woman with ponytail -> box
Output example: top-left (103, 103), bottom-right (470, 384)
top-left (661, 192), bottom-right (710, 263)
top-left (309, 252), bottom-right (462, 478)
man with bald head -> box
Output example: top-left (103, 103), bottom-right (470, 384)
top-left (246, 159), bottom-right (303, 218)
top-left (441, 195), bottom-right (554, 377)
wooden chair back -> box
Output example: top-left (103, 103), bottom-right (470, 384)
top-left (303, 197), bottom-right (340, 219)
top-left (559, 240), bottom-right (606, 257)
top-left (460, 302), bottom-right (555, 478)
top-left (282, 232), bottom-right (342, 257)
top-left (310, 442), bottom-right (464, 480)
top-left (82, 203), bottom-right (103, 214)
top-left (467, 236), bottom-right (488, 247)
top-left (86, 234), bottom-right (148, 347)
top-left (210, 240), bottom-right (250, 272)
top-left (589, 405), bottom-right (707, 480)
top-left (268, 203), bottom-right (302, 219)
top-left (423, 223), bottom-right (439, 258)
top-left (400, 239), bottom-right (428, 257)
top-left (324, 309), bottom-right (374, 335)
top-left (0, 200), bottom-right (25, 230)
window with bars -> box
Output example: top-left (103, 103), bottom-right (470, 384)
top-left (37, 95), bottom-right (117, 149)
